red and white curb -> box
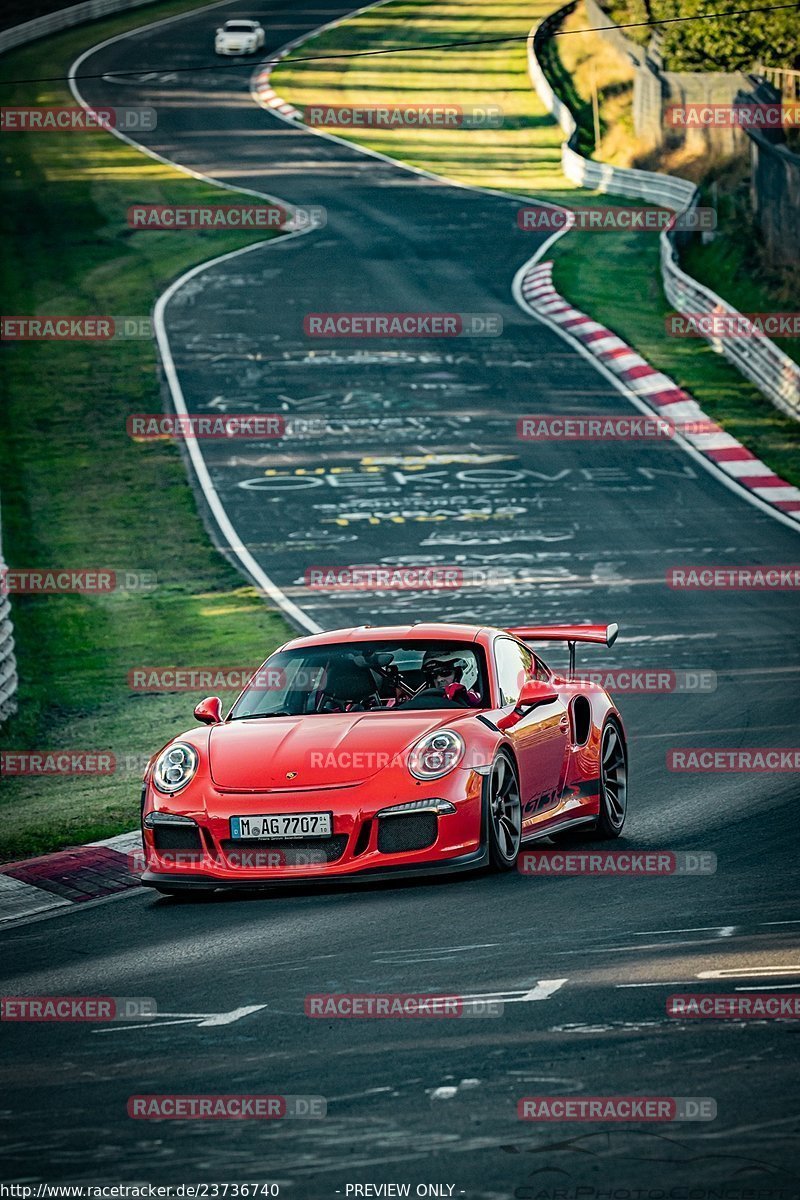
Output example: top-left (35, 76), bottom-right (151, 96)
top-left (519, 261), bottom-right (800, 524)
top-left (0, 830), bottom-right (142, 923)
top-left (252, 26), bottom-right (800, 533)
top-left (252, 50), bottom-right (302, 119)
top-left (250, 0), bottom-right (397, 122)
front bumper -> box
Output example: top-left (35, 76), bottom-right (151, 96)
top-left (141, 771), bottom-right (485, 888)
top-left (142, 846), bottom-right (488, 890)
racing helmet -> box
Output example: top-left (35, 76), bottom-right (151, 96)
top-left (422, 649), bottom-right (469, 685)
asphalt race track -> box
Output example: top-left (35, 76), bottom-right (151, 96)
top-left (2, 0), bottom-right (800, 1193)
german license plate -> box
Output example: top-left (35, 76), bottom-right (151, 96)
top-left (230, 812), bottom-right (332, 839)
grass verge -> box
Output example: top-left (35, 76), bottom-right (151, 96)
top-left (0, 0), bottom-right (295, 862)
top-left (273, 0), bottom-right (800, 487)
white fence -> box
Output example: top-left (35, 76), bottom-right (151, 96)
top-left (528, 8), bottom-right (800, 421)
top-left (0, 506), bottom-right (18, 725)
top-left (0, 0), bottom-right (165, 54)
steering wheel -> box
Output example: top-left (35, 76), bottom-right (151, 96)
top-left (398, 686), bottom-right (462, 710)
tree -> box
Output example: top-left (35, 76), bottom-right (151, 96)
top-left (599, 0), bottom-right (800, 70)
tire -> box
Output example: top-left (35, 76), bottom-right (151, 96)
top-left (592, 717), bottom-right (628, 838)
top-left (486, 752), bottom-right (522, 870)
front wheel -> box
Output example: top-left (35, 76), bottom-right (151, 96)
top-left (593, 718), bottom-right (628, 838)
top-left (486, 753), bottom-right (522, 870)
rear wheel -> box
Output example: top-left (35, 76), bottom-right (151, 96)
top-left (486, 753), bottom-right (522, 870)
top-left (593, 718), bottom-right (628, 838)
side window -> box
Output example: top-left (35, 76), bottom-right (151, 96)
top-left (533, 654), bottom-right (551, 682)
top-left (494, 639), bottom-right (534, 706)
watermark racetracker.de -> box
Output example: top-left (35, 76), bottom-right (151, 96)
top-left (517, 1096), bottom-right (717, 1121)
top-left (127, 1095), bottom-right (326, 1119)
top-left (0, 106), bottom-right (156, 131)
top-left (1, 317), bottom-right (156, 340)
top-left (1, 996), bottom-right (156, 1021)
top-left (303, 313), bottom-right (502, 338)
top-left (518, 850), bottom-right (717, 876)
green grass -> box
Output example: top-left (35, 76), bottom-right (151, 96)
top-left (0, 0), bottom-right (295, 862)
top-left (273, 0), bottom-right (574, 197)
top-left (273, 0), bottom-right (800, 487)
top-left (552, 239), bottom-right (800, 486)
top-left (681, 181), bottom-right (800, 347)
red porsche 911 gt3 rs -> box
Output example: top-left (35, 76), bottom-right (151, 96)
top-left (140, 622), bottom-right (628, 895)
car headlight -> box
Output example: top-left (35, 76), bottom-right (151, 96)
top-left (407, 730), bottom-right (464, 780)
top-left (153, 742), bottom-right (199, 794)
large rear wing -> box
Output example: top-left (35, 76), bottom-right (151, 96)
top-left (507, 623), bottom-right (619, 678)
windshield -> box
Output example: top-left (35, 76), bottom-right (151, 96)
top-left (224, 22), bottom-right (256, 30)
top-left (229, 640), bottom-right (488, 719)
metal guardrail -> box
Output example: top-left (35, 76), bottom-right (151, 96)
top-left (528, 9), bottom-right (800, 421)
top-left (660, 236), bottom-right (800, 421)
top-left (0, 0), bottom-right (161, 54)
top-left (0, 506), bottom-right (18, 725)
top-left (528, 10), bottom-right (697, 210)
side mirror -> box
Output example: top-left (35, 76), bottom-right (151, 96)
top-left (496, 680), bottom-right (558, 731)
top-left (194, 696), bottom-right (223, 725)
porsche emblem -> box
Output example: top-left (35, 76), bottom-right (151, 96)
top-left (286, 771), bottom-right (298, 780)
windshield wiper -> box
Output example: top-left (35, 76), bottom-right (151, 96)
top-left (229, 711), bottom-right (293, 721)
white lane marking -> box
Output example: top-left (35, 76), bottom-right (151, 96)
top-left (378, 943), bottom-right (500, 957)
top-left (698, 966), bottom-right (800, 978)
top-left (736, 983), bottom-right (800, 991)
top-left (718, 926), bottom-right (736, 937)
top-left (102, 1017), bottom-right (203, 1032)
top-left (152, 240), bottom-right (323, 634)
top-left (637, 725), bottom-right (800, 739)
top-left (630, 926), bottom-right (739, 936)
top-left (554, 941), bottom-right (732, 954)
top-left (375, 942), bottom-right (501, 963)
top-left (616, 981), bottom-right (698, 988)
top-left (549, 1021), bottom-right (663, 1033)
top-left (459, 978), bottom-right (567, 1004)
top-left (519, 979), bottom-right (568, 1002)
top-left (95, 1004), bottom-right (267, 1032)
top-left (69, 12), bottom-right (324, 635)
top-left (618, 969), bottom-right (800, 988)
top-left (198, 1004), bottom-right (267, 1026)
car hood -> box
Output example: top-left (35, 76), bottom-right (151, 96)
top-left (208, 712), bottom-right (471, 791)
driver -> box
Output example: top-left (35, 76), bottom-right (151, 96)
top-left (421, 650), bottom-right (482, 708)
